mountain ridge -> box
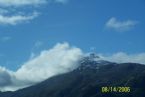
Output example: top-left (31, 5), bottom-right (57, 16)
top-left (0, 54), bottom-right (145, 97)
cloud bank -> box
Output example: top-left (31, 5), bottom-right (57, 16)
top-left (15, 43), bottom-right (83, 83)
top-left (106, 17), bottom-right (138, 32)
top-left (0, 43), bottom-right (83, 91)
top-left (100, 52), bottom-right (145, 64)
top-left (0, 43), bottom-right (145, 91)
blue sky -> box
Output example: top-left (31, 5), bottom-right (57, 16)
top-left (0, 0), bottom-right (145, 71)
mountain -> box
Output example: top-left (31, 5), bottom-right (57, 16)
top-left (0, 53), bottom-right (145, 97)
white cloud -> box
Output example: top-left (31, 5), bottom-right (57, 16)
top-left (0, 0), bottom-right (47, 7)
top-left (0, 0), bottom-right (44, 25)
top-left (0, 0), bottom-right (70, 6)
top-left (0, 12), bottom-right (39, 25)
top-left (0, 42), bottom-right (83, 91)
top-left (106, 17), bottom-right (138, 32)
top-left (0, 0), bottom-right (70, 25)
top-left (15, 42), bottom-right (83, 83)
top-left (100, 52), bottom-right (145, 64)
